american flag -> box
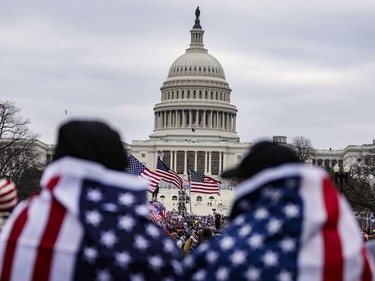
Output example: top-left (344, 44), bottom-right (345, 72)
top-left (126, 155), bottom-right (161, 194)
top-left (192, 121), bottom-right (197, 132)
top-left (156, 158), bottom-right (183, 190)
top-left (184, 164), bottom-right (375, 280)
top-left (148, 201), bottom-right (167, 221)
top-left (0, 157), bottom-right (184, 281)
top-left (147, 202), bottom-right (162, 223)
top-left (189, 170), bottom-right (221, 195)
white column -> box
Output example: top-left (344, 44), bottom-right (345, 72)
top-left (208, 152), bottom-right (212, 174)
top-left (203, 110), bottom-right (206, 128)
top-left (182, 110), bottom-right (186, 128)
top-left (170, 151), bottom-right (173, 170)
top-left (194, 151), bottom-right (197, 171)
top-left (219, 151), bottom-right (222, 174)
top-left (184, 151), bottom-right (187, 175)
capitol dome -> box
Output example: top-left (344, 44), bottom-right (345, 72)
top-left (150, 7), bottom-right (239, 143)
top-left (167, 51), bottom-right (226, 80)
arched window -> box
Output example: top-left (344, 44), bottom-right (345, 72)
top-left (196, 196), bottom-right (202, 202)
top-left (172, 195), bottom-right (178, 201)
top-left (160, 195), bottom-right (165, 199)
top-left (208, 196), bottom-right (214, 200)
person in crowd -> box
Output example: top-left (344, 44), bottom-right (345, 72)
top-left (214, 212), bottom-right (221, 230)
top-left (176, 233), bottom-right (187, 249)
top-left (184, 141), bottom-right (375, 280)
top-left (0, 178), bottom-right (18, 230)
top-left (183, 230), bottom-right (200, 257)
top-left (199, 227), bottom-right (213, 244)
top-left (170, 232), bottom-right (178, 242)
top-left (0, 120), bottom-right (183, 281)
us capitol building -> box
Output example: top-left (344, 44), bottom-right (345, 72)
top-left (35, 9), bottom-right (374, 216)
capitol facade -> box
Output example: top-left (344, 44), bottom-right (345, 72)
top-left (35, 9), bottom-right (374, 216)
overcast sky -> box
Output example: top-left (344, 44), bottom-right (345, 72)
top-left (1, 0), bottom-right (374, 150)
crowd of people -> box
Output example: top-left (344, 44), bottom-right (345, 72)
top-left (157, 212), bottom-right (228, 256)
top-left (0, 119), bottom-right (375, 280)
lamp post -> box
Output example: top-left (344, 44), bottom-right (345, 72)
top-left (333, 163), bottom-right (350, 192)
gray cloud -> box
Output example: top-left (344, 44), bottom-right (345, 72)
top-left (1, 0), bottom-right (374, 149)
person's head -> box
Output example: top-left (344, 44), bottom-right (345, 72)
top-left (53, 120), bottom-right (128, 171)
top-left (221, 141), bottom-right (299, 182)
top-left (170, 232), bottom-right (178, 240)
top-left (0, 178), bottom-right (18, 228)
top-left (199, 227), bottom-right (213, 243)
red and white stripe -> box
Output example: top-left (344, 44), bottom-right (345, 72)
top-left (0, 157), bottom-right (148, 281)
top-left (139, 167), bottom-right (161, 194)
top-left (0, 179), bottom-right (17, 212)
top-left (156, 169), bottom-right (182, 190)
top-left (190, 176), bottom-right (221, 195)
top-left (147, 203), bottom-right (162, 223)
top-left (235, 164), bottom-right (375, 281)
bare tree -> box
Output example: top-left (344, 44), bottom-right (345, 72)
top-left (292, 136), bottom-right (314, 163)
top-left (0, 100), bottom-right (40, 183)
top-left (341, 149), bottom-right (375, 215)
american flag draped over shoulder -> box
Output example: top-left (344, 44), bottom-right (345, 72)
top-left (184, 164), bottom-right (375, 281)
top-left (0, 157), bottom-right (183, 281)
top-left (189, 170), bottom-right (221, 195)
top-left (126, 155), bottom-right (161, 194)
top-left (156, 158), bottom-right (183, 190)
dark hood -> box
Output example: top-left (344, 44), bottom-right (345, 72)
top-left (53, 120), bottom-right (128, 171)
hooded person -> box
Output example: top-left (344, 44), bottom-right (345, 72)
top-left (0, 120), bottom-right (184, 281)
top-left (184, 141), bottom-right (375, 280)
top-left (0, 178), bottom-right (18, 229)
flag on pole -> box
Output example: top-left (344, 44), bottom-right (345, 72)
top-left (192, 120), bottom-right (197, 132)
top-left (157, 150), bottom-right (165, 160)
top-left (147, 202), bottom-right (162, 223)
top-left (156, 158), bottom-right (183, 190)
top-left (189, 170), bottom-right (221, 195)
top-left (127, 155), bottom-right (161, 193)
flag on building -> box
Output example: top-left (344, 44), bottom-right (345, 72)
top-left (189, 170), bottom-right (221, 195)
top-left (157, 150), bottom-right (165, 160)
top-left (192, 120), bottom-right (197, 132)
top-left (156, 158), bottom-right (183, 190)
top-left (127, 155), bottom-right (161, 193)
